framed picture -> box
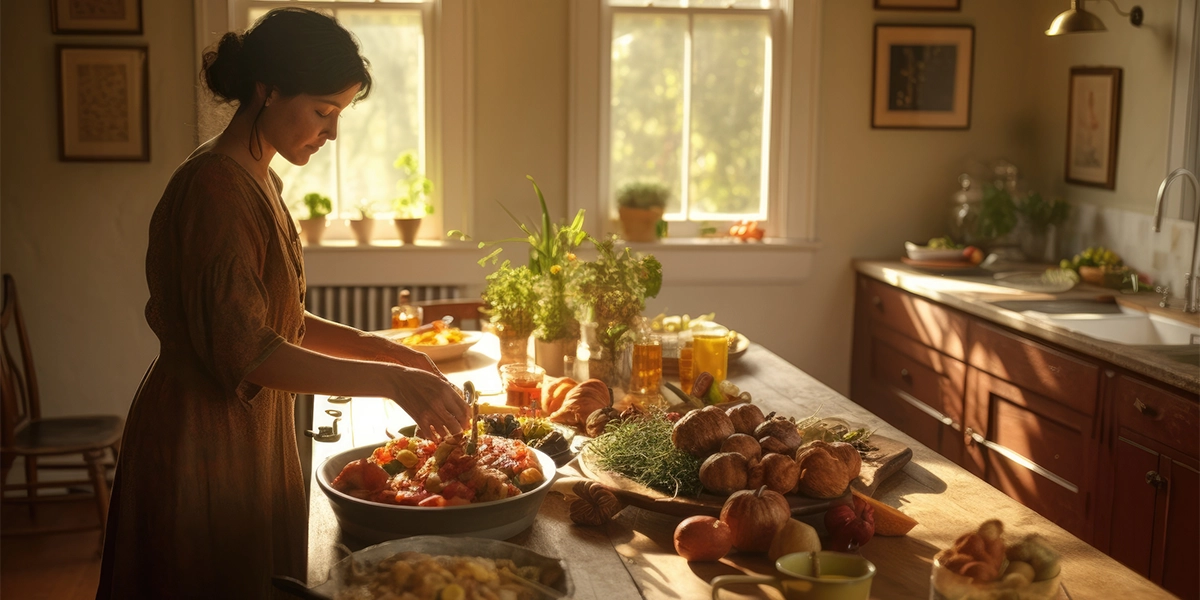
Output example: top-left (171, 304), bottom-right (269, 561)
top-left (1065, 67), bottom-right (1122, 189)
top-left (871, 24), bottom-right (975, 130)
top-left (51, 0), bottom-right (142, 34)
top-left (875, 0), bottom-right (961, 10)
top-left (56, 45), bottom-right (149, 162)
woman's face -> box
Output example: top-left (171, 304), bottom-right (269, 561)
top-left (260, 84), bottom-right (362, 166)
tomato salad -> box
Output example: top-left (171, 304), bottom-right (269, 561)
top-left (330, 432), bottom-right (545, 508)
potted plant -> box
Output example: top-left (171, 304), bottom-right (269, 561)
top-left (392, 151), bottom-right (433, 244)
top-left (616, 181), bottom-right (670, 243)
top-left (296, 192), bottom-right (332, 246)
top-left (463, 176), bottom-right (589, 376)
top-left (565, 234), bottom-right (663, 386)
top-left (1015, 192), bottom-right (1070, 263)
top-left (481, 261), bottom-right (538, 367)
top-left (349, 199), bottom-right (378, 245)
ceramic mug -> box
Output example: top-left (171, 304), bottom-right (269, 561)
top-left (711, 551), bottom-right (876, 600)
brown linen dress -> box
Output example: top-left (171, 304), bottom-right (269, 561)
top-left (97, 147), bottom-right (308, 600)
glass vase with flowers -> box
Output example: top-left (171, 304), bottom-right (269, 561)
top-left (565, 235), bottom-right (663, 390)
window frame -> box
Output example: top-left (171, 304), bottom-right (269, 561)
top-left (193, 0), bottom-right (474, 238)
top-left (569, 0), bottom-right (822, 240)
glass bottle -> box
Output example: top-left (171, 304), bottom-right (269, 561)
top-left (949, 173), bottom-right (983, 245)
top-left (677, 328), bottom-right (695, 395)
top-left (629, 316), bottom-right (663, 401)
top-left (391, 289), bottom-right (422, 329)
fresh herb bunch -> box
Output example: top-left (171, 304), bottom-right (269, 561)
top-left (565, 235), bottom-right (663, 356)
top-left (976, 184), bottom-right (1018, 240)
top-left (1016, 193), bottom-right (1070, 233)
top-left (481, 261), bottom-right (537, 338)
top-left (589, 410), bottom-right (702, 497)
top-left (616, 181), bottom-right (670, 210)
top-left (393, 151), bottom-right (434, 218)
top-left (298, 192), bottom-right (332, 220)
top-left (454, 177), bottom-right (588, 342)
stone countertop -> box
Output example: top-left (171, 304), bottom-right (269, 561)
top-left (854, 260), bottom-right (1200, 395)
top-left (304, 335), bottom-right (1175, 599)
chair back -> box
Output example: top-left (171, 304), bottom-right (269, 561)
top-left (1, 274), bottom-right (38, 450)
top-left (416, 298), bottom-right (487, 330)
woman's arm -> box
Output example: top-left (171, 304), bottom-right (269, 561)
top-left (300, 311), bottom-right (444, 376)
top-left (245, 340), bottom-right (468, 435)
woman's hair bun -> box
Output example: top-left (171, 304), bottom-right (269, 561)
top-left (201, 32), bottom-right (249, 104)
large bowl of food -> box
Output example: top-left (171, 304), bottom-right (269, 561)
top-left (316, 432), bottom-right (557, 544)
top-left (289, 535), bottom-right (572, 600)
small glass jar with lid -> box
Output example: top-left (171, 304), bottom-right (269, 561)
top-left (949, 173), bottom-right (983, 245)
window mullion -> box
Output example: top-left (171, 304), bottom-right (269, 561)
top-left (681, 13), bottom-right (693, 221)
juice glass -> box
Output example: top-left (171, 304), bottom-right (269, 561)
top-left (501, 363), bottom-right (544, 409)
top-left (630, 335), bottom-right (663, 396)
top-left (677, 329), bottom-right (695, 395)
top-left (691, 322), bottom-right (729, 384)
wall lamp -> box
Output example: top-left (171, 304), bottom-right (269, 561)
top-left (1046, 0), bottom-right (1144, 36)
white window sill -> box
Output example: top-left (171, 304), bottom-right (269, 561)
top-left (301, 236), bottom-right (820, 288)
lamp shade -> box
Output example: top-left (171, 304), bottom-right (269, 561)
top-left (1045, 5), bottom-right (1108, 35)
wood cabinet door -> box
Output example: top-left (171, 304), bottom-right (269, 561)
top-left (964, 368), bottom-right (1095, 540)
top-left (1156, 454), bottom-right (1200, 599)
top-left (1107, 435), bottom-right (1160, 577)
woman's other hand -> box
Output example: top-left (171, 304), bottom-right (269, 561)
top-left (376, 338), bottom-right (449, 381)
top-left (388, 368), bottom-right (469, 436)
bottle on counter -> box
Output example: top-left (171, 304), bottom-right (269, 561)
top-left (949, 173), bottom-right (984, 245)
top-left (677, 327), bottom-right (695, 395)
top-left (391, 289), bottom-right (422, 329)
top-left (629, 317), bottom-right (664, 407)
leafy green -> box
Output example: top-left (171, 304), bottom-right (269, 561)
top-left (1015, 192), bottom-right (1070, 232)
top-left (977, 184), bottom-right (1018, 240)
top-left (392, 151), bottom-right (434, 218)
top-left (615, 181), bottom-right (670, 210)
top-left (299, 192), bottom-right (332, 220)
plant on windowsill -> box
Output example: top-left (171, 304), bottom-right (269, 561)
top-left (392, 151), bottom-right (434, 245)
top-left (616, 181), bottom-right (670, 243)
top-left (349, 199), bottom-right (379, 246)
top-left (295, 192), bottom-right (332, 246)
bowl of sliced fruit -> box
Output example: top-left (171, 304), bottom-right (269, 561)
top-left (316, 431), bottom-right (557, 544)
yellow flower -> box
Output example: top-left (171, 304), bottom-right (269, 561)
top-left (550, 265), bottom-right (562, 275)
top-left (566, 253), bottom-right (577, 262)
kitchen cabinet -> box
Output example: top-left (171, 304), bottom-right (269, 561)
top-left (1096, 373), bottom-right (1199, 599)
top-left (851, 272), bottom-right (1198, 595)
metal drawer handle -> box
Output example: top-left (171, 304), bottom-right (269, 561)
top-left (1133, 398), bottom-right (1158, 418)
top-left (872, 296), bottom-right (882, 307)
top-left (900, 368), bottom-right (910, 379)
top-left (306, 415), bottom-right (342, 443)
top-left (1146, 471), bottom-right (1167, 488)
top-left (967, 429), bottom-right (1079, 494)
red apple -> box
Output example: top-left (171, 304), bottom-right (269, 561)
top-left (673, 515), bottom-right (733, 561)
top-left (963, 246), bottom-right (984, 265)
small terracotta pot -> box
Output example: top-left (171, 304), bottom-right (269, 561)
top-left (618, 206), bottom-right (664, 243)
top-left (394, 218), bottom-right (422, 245)
top-left (349, 219), bottom-right (375, 245)
top-left (299, 218), bottom-right (327, 246)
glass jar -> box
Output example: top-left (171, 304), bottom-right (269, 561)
top-left (691, 321), bottom-right (729, 385)
top-left (495, 325), bottom-right (530, 369)
top-left (629, 316), bottom-right (663, 400)
top-left (500, 363), bottom-right (544, 409)
top-left (949, 173), bottom-right (983, 245)
top-left (677, 328), bottom-right (695, 395)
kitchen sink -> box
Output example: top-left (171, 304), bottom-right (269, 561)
top-left (990, 298), bottom-right (1200, 346)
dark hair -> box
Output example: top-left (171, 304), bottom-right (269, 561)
top-left (201, 7), bottom-right (372, 107)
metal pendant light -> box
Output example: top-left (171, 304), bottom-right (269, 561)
top-left (1046, 0), bottom-right (1144, 36)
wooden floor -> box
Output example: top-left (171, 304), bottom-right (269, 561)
top-left (1, 500), bottom-right (103, 600)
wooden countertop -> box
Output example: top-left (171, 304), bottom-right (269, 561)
top-left (304, 334), bottom-right (1173, 599)
top-left (855, 260), bottom-right (1200, 395)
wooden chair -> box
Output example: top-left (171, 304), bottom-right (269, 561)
top-left (1, 273), bottom-right (123, 540)
top-left (416, 298), bottom-right (487, 330)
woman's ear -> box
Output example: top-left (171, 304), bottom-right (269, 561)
top-left (253, 82), bottom-right (278, 108)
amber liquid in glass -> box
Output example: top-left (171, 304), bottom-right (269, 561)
top-left (630, 342), bottom-right (663, 394)
top-left (678, 343), bottom-right (695, 394)
top-left (505, 379), bottom-right (542, 409)
top-left (693, 334), bottom-right (729, 383)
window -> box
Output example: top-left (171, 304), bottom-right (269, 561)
top-left (196, 0), bottom-right (471, 237)
top-left (570, 0), bottom-right (819, 239)
top-left (237, 1), bottom-right (431, 220)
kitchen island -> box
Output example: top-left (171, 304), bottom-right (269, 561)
top-left (304, 334), bottom-right (1174, 599)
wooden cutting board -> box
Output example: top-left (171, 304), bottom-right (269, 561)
top-left (575, 434), bottom-right (912, 518)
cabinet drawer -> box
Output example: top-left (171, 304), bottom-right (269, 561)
top-left (1113, 374), bottom-right (1199, 460)
top-left (968, 321), bottom-right (1099, 415)
top-left (860, 277), bottom-right (968, 361)
top-left (871, 331), bottom-right (966, 422)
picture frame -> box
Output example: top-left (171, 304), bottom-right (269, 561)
top-left (872, 25), bottom-right (974, 130)
top-left (874, 0), bottom-right (961, 11)
top-left (50, 0), bottom-right (142, 34)
top-left (1065, 67), bottom-right (1122, 189)
top-left (56, 45), bottom-right (150, 162)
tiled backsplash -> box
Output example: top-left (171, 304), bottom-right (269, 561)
top-left (1062, 203), bottom-right (1196, 298)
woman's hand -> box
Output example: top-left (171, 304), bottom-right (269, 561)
top-left (388, 367), bottom-right (469, 436)
top-left (375, 338), bottom-right (450, 382)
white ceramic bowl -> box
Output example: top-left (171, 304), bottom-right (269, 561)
top-left (905, 241), bottom-right (967, 262)
top-left (316, 443), bottom-right (557, 544)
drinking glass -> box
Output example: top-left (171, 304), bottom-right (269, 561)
top-left (501, 363), bottom-right (544, 409)
top-left (691, 322), bottom-right (729, 384)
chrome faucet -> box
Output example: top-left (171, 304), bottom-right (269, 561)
top-left (1153, 168), bottom-right (1200, 313)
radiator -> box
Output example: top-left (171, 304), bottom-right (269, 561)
top-left (305, 285), bottom-right (464, 331)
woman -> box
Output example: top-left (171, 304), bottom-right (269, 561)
top-left (97, 8), bottom-right (468, 598)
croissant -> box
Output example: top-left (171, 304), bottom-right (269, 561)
top-left (549, 379), bottom-right (610, 429)
top-left (541, 376), bottom-right (578, 414)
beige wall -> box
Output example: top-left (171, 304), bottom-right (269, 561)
top-left (1, 1), bottom-right (1186, 422)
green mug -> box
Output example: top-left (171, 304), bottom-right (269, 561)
top-left (711, 551), bottom-right (876, 600)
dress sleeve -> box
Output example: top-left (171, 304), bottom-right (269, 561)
top-left (175, 163), bottom-right (285, 402)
